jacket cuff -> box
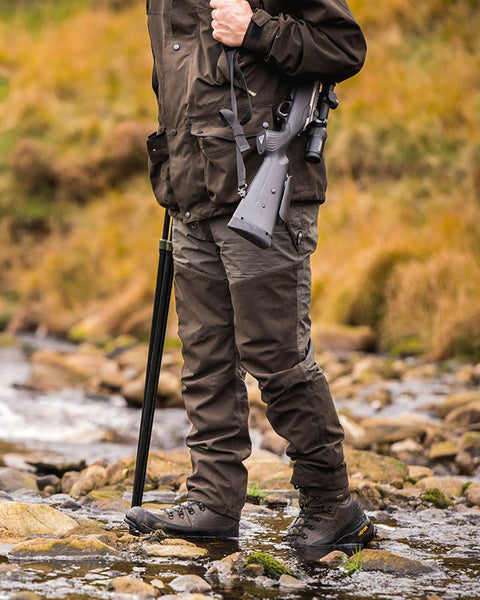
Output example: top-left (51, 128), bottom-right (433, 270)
top-left (242, 9), bottom-right (278, 55)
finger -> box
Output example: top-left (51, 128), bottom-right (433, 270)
top-left (209, 0), bottom-right (219, 8)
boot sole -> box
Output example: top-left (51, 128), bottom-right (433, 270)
top-left (124, 514), bottom-right (239, 540)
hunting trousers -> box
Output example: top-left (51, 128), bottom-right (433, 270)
top-left (172, 203), bottom-right (348, 519)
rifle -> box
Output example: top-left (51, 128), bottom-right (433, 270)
top-left (227, 81), bottom-right (338, 249)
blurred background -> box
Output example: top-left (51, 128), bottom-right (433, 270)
top-left (0, 0), bottom-right (479, 360)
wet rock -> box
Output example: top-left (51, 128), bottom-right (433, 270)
top-left (10, 535), bottom-right (124, 560)
top-left (345, 449), bottom-right (409, 484)
top-left (263, 492), bottom-right (288, 508)
top-left (0, 502), bottom-right (77, 541)
top-left (359, 549), bottom-right (434, 574)
top-left (0, 468), bottom-right (38, 493)
top-left (160, 595), bottom-right (214, 600)
top-left (61, 471), bottom-right (81, 494)
top-left (390, 439), bottom-right (426, 465)
top-left (106, 451), bottom-right (190, 487)
top-left (9, 593), bottom-right (42, 600)
top-left (150, 579), bottom-right (165, 591)
top-left (60, 499), bottom-right (82, 511)
top-left (350, 479), bottom-right (384, 510)
top-left (143, 539), bottom-right (209, 559)
top-left (434, 391), bottom-right (480, 419)
top-left (25, 454), bottom-right (86, 478)
top-left (339, 414), bottom-right (366, 445)
top-left (115, 343), bottom-right (148, 373)
top-left (36, 474), bottom-right (61, 492)
top-left (415, 476), bottom-right (464, 499)
top-left (352, 356), bottom-right (394, 382)
top-left (245, 450), bottom-right (293, 489)
top-left (317, 550), bottom-right (348, 568)
top-left (365, 387), bottom-right (393, 410)
top-left (429, 440), bottom-right (458, 460)
top-left (278, 574), bottom-right (308, 589)
top-left (69, 465), bottom-right (108, 497)
top-left (260, 430), bottom-right (288, 456)
top-left (109, 575), bottom-right (158, 598)
top-left (355, 417), bottom-right (427, 449)
top-left (455, 452), bottom-right (475, 476)
top-left (444, 400), bottom-right (480, 430)
top-left (169, 575), bottom-right (211, 593)
top-left (79, 489), bottom-right (129, 512)
top-left (407, 465), bottom-right (433, 483)
top-left (459, 431), bottom-right (480, 457)
top-left (122, 370), bottom-right (182, 408)
top-left (427, 595), bottom-right (445, 600)
top-left (98, 359), bottom-right (126, 390)
top-left (464, 482), bottom-right (480, 507)
top-left (205, 551), bottom-right (245, 586)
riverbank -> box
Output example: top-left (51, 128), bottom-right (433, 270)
top-left (0, 338), bottom-right (479, 600)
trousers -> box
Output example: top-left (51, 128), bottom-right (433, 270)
top-left (172, 203), bottom-right (348, 519)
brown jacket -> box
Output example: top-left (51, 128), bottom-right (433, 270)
top-left (146, 0), bottom-right (366, 222)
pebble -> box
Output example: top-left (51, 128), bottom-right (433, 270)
top-left (278, 573), bottom-right (308, 589)
top-left (168, 575), bottom-right (211, 593)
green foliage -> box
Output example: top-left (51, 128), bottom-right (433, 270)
top-left (245, 552), bottom-right (294, 580)
top-left (423, 488), bottom-right (450, 509)
top-left (340, 548), bottom-right (363, 575)
top-left (246, 481), bottom-right (267, 505)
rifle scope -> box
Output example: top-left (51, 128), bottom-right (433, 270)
top-left (304, 83), bottom-right (338, 164)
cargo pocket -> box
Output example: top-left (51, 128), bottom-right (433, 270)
top-left (146, 129), bottom-right (171, 207)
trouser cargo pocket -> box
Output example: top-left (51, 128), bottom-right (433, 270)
top-left (146, 129), bottom-right (171, 206)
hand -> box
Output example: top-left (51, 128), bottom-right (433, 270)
top-left (210, 0), bottom-right (253, 47)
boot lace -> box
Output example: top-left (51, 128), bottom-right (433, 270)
top-left (165, 500), bottom-right (206, 520)
top-left (282, 490), bottom-right (333, 544)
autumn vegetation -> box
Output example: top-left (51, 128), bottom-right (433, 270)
top-left (0, 0), bottom-right (479, 358)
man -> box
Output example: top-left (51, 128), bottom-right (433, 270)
top-left (126, 0), bottom-right (374, 548)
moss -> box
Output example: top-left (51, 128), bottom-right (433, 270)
top-left (245, 552), bottom-right (294, 580)
top-left (462, 481), bottom-right (473, 495)
top-left (423, 488), bottom-right (450, 509)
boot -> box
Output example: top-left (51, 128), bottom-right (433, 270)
top-left (125, 501), bottom-right (239, 539)
top-left (283, 489), bottom-right (375, 547)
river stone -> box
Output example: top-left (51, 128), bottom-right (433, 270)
top-left (106, 451), bottom-right (191, 486)
top-left (459, 431), bottom-right (480, 457)
top-left (435, 392), bottom-right (480, 419)
top-left (429, 440), bottom-right (458, 460)
top-left (455, 452), bottom-right (475, 476)
top-left (415, 476), bottom-right (464, 498)
top-left (0, 502), bottom-right (77, 541)
top-left (61, 471), bottom-right (81, 494)
top-left (359, 549), bottom-right (434, 574)
top-left (205, 551), bottom-right (245, 585)
top-left (143, 540), bottom-right (208, 559)
top-left (160, 595), bottom-right (214, 600)
top-left (355, 417), bottom-right (427, 448)
top-left (79, 489), bottom-right (129, 512)
top-left (318, 550), bottom-right (348, 568)
top-left (278, 574), bottom-right (308, 589)
top-left (407, 465), bottom-right (433, 482)
top-left (69, 465), bottom-right (108, 497)
top-left (464, 482), bottom-right (480, 506)
top-left (0, 468), bottom-right (38, 493)
top-left (444, 400), bottom-right (480, 430)
top-left (8, 593), bottom-right (41, 600)
top-left (245, 450), bottom-right (292, 489)
top-left (260, 430), bottom-right (288, 456)
top-left (109, 575), bottom-right (158, 598)
top-left (10, 535), bottom-right (124, 560)
top-left (345, 449), bottom-right (409, 484)
top-left (390, 439), bottom-right (426, 465)
top-left (169, 575), bottom-right (211, 593)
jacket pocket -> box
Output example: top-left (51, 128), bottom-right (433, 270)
top-left (146, 129), bottom-right (171, 206)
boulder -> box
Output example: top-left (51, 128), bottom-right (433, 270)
top-left (464, 482), bottom-right (480, 507)
top-left (429, 440), bottom-right (458, 460)
top-left (278, 574), bottom-right (308, 589)
top-left (9, 535), bottom-right (124, 560)
top-left (355, 417), bottom-right (427, 449)
top-left (345, 449), bottom-right (409, 484)
top-left (79, 489), bottom-right (129, 512)
top-left (435, 392), bottom-right (480, 419)
top-left (69, 465), bottom-right (108, 498)
top-left (407, 465), bottom-right (433, 483)
top-left (109, 575), bottom-right (158, 598)
top-left (0, 502), bottom-right (77, 541)
top-left (0, 468), bottom-right (38, 493)
top-left (169, 575), bottom-right (211, 593)
top-left (106, 451), bottom-right (190, 489)
top-left (415, 476), bottom-right (464, 499)
top-left (444, 400), bottom-right (480, 430)
top-left (359, 549), bottom-right (434, 574)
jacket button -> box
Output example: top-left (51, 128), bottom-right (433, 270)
top-left (296, 232), bottom-right (303, 246)
top-left (185, 211), bottom-right (191, 219)
top-left (171, 129), bottom-right (178, 136)
top-left (173, 43), bottom-right (180, 51)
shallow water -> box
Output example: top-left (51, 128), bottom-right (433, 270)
top-left (1, 342), bottom-right (480, 599)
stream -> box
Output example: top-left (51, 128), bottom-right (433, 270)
top-left (0, 340), bottom-right (479, 600)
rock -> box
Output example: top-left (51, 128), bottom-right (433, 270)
top-left (365, 387), bottom-right (393, 410)
top-left (350, 479), bottom-right (385, 510)
top-left (429, 440), bottom-right (458, 460)
top-left (150, 579), bottom-right (165, 590)
top-left (115, 343), bottom-right (148, 373)
top-left (9, 593), bottom-right (42, 600)
top-left (435, 392), bottom-right (480, 418)
top-left (402, 363), bottom-right (438, 381)
top-left (263, 493), bottom-right (288, 508)
top-left (61, 471), bottom-right (81, 494)
top-left (98, 360), bottom-right (126, 390)
top-left (0, 502), bottom-right (77, 541)
top-left (345, 449), bottom-right (409, 484)
top-left (106, 451), bottom-right (190, 487)
top-left (160, 595), bottom-right (213, 600)
top-left (339, 414), bottom-right (366, 445)
top-left (415, 477), bottom-right (464, 499)
top-left (455, 452), bottom-right (475, 476)
top-left (444, 400), bottom-right (480, 430)
top-left (69, 465), bottom-right (108, 497)
top-left (355, 417), bottom-right (427, 448)
top-left (245, 450), bottom-right (293, 489)
top-left (9, 535), bottom-right (123, 560)
top-left (407, 465), bottom-right (433, 482)
top-left (459, 431), bottom-right (480, 457)
top-left (313, 324), bottom-right (376, 352)
top-left (359, 549), bottom-right (434, 574)
top-left (205, 552), bottom-right (245, 586)
top-left (79, 490), bottom-right (129, 512)
top-left (169, 575), bottom-right (211, 593)
top-left (427, 595), bottom-right (445, 600)
top-left (36, 474), bottom-right (61, 492)
top-left (260, 430), bottom-right (288, 456)
top-left (157, 370), bottom-right (182, 406)
top-left (464, 482), bottom-right (480, 506)
top-left (391, 439), bottom-right (426, 465)
top-left (0, 468), bottom-right (38, 493)
top-left (318, 550), bottom-right (348, 568)
top-left (143, 540), bottom-right (208, 559)
top-left (25, 454), bottom-right (86, 478)
top-left (109, 575), bottom-right (158, 598)
top-left (278, 574), bottom-right (308, 589)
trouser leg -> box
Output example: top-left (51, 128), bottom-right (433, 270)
top-left (210, 203), bottom-right (349, 493)
top-left (173, 220), bottom-right (251, 519)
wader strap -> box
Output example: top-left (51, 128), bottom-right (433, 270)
top-left (219, 47), bottom-right (253, 197)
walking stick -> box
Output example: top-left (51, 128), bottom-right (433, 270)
top-left (131, 211), bottom-right (174, 508)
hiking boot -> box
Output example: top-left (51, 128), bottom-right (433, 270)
top-left (125, 500), bottom-right (239, 539)
top-left (283, 489), bottom-right (375, 547)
